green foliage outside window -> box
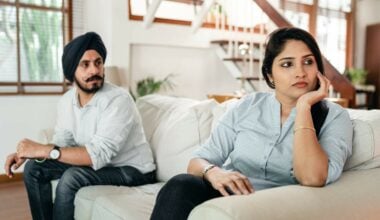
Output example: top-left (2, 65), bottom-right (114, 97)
top-left (0, 0), bottom-right (64, 82)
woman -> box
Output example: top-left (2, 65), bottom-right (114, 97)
top-left (150, 27), bottom-right (353, 220)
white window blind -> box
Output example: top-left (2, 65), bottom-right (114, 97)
top-left (0, 0), bottom-right (83, 94)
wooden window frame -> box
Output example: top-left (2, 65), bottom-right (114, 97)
top-left (0, 0), bottom-right (73, 96)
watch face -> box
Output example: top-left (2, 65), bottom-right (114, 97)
top-left (50, 149), bottom-right (60, 160)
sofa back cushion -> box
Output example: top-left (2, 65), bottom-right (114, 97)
top-left (137, 95), bottom-right (217, 182)
top-left (344, 109), bottom-right (380, 170)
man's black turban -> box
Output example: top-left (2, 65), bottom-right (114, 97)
top-left (62, 32), bottom-right (107, 82)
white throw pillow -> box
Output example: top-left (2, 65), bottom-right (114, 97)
top-left (137, 95), bottom-right (218, 182)
top-left (210, 98), bottom-right (239, 131)
top-left (344, 109), bottom-right (380, 170)
top-left (136, 95), bottom-right (197, 142)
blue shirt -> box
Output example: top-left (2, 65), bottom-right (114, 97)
top-left (193, 92), bottom-right (353, 190)
top-left (52, 82), bottom-right (156, 173)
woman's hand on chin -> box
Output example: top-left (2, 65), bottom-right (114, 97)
top-left (297, 72), bottom-right (330, 109)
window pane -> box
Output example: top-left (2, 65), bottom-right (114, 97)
top-left (0, 6), bottom-right (17, 82)
top-left (19, 8), bottom-right (63, 82)
top-left (19, 0), bottom-right (63, 8)
top-left (285, 0), bottom-right (313, 5)
top-left (318, 0), bottom-right (352, 12)
top-left (317, 15), bottom-right (346, 73)
top-left (130, 0), bottom-right (198, 22)
top-left (284, 10), bottom-right (309, 31)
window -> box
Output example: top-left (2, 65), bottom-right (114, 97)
top-left (281, 0), bottom-right (353, 73)
top-left (0, 0), bottom-right (72, 95)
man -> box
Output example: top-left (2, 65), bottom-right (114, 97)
top-left (4, 32), bottom-right (156, 220)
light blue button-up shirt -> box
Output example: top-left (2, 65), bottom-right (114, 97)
top-left (52, 82), bottom-right (156, 173)
top-left (193, 92), bottom-right (353, 190)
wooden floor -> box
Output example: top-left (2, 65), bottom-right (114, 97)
top-left (0, 181), bottom-right (32, 220)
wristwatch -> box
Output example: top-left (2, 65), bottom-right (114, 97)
top-left (49, 145), bottom-right (61, 160)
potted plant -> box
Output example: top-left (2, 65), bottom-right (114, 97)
top-left (345, 68), bottom-right (368, 85)
top-left (131, 74), bottom-right (175, 100)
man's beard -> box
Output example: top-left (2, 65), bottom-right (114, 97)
top-left (74, 75), bottom-right (104, 94)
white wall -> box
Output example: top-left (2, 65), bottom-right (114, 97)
top-left (355, 0), bottom-right (380, 68)
top-left (0, 96), bottom-right (59, 173)
top-left (130, 44), bottom-right (239, 99)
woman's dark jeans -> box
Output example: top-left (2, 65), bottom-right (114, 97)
top-left (150, 174), bottom-right (222, 220)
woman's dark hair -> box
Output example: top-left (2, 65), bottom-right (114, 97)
top-left (261, 27), bottom-right (328, 136)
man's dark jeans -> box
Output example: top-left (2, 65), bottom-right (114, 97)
top-left (23, 159), bottom-right (156, 220)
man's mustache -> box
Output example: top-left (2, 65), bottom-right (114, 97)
top-left (85, 75), bottom-right (103, 82)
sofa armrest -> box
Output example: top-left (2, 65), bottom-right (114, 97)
top-left (189, 168), bottom-right (380, 220)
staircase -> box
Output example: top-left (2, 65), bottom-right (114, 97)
top-left (211, 39), bottom-right (265, 93)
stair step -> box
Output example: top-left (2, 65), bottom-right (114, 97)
top-left (211, 40), bottom-right (261, 48)
top-left (236, 76), bottom-right (260, 81)
top-left (223, 57), bottom-right (260, 62)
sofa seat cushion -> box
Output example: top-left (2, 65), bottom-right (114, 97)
top-left (189, 168), bottom-right (380, 220)
top-left (91, 193), bottom-right (156, 220)
top-left (74, 182), bottom-right (164, 220)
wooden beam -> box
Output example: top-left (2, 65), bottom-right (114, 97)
top-left (191, 0), bottom-right (216, 33)
top-left (166, 0), bottom-right (203, 5)
top-left (143, 0), bottom-right (163, 28)
top-left (254, 0), bottom-right (292, 27)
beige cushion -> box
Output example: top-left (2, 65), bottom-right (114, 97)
top-left (91, 193), bottom-right (156, 220)
top-left (210, 98), bottom-right (239, 130)
top-left (136, 95), bottom-right (198, 142)
top-left (189, 169), bottom-right (380, 220)
top-left (344, 109), bottom-right (380, 170)
top-left (74, 183), bottom-right (164, 220)
top-left (137, 95), bottom-right (217, 182)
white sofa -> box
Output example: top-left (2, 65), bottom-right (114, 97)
top-left (43, 94), bottom-right (380, 220)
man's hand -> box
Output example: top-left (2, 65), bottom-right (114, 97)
top-left (297, 72), bottom-right (330, 109)
top-left (205, 167), bottom-right (254, 196)
top-left (4, 153), bottom-right (26, 178)
top-left (16, 138), bottom-right (52, 159)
